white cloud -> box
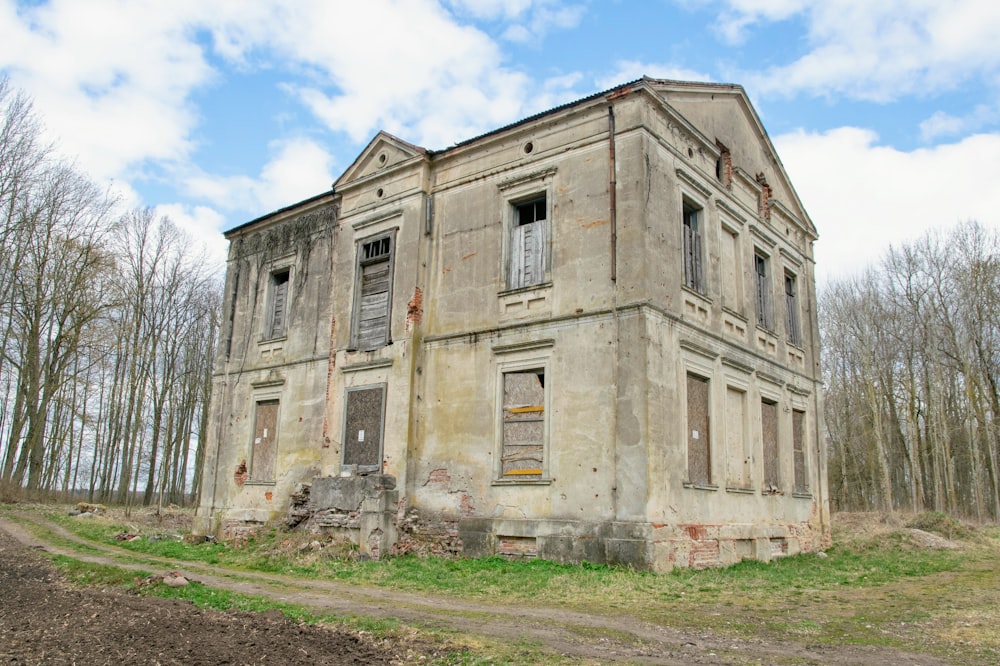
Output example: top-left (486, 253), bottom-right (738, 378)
top-left (708, 0), bottom-right (810, 44)
top-left (774, 127), bottom-right (1000, 282)
top-left (0, 0), bottom-right (212, 180)
top-left (182, 137), bottom-right (335, 216)
top-left (704, 0), bottom-right (1000, 102)
top-left (920, 104), bottom-right (1000, 141)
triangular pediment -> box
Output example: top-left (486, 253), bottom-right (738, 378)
top-left (644, 79), bottom-right (817, 237)
top-left (334, 132), bottom-right (427, 189)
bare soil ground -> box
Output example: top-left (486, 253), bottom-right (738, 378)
top-left (0, 510), bottom-right (977, 665)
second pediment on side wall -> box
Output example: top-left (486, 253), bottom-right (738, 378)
top-left (335, 132), bottom-right (427, 189)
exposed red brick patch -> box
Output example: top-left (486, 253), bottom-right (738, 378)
top-left (406, 287), bottom-right (423, 332)
top-left (684, 524), bottom-right (707, 540)
top-left (459, 492), bottom-right (475, 516)
top-left (690, 539), bottom-right (720, 568)
top-left (322, 316), bottom-right (337, 446)
top-left (426, 468), bottom-right (451, 485)
top-left (234, 460), bottom-right (248, 487)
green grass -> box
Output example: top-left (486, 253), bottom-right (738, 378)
top-left (14, 506), bottom-right (1000, 664)
top-left (38, 509), bottom-right (963, 606)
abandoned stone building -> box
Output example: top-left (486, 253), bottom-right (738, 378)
top-left (193, 77), bottom-right (830, 570)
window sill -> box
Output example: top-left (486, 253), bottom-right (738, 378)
top-left (492, 477), bottom-right (553, 486)
top-left (680, 284), bottom-right (711, 304)
top-left (682, 482), bottom-right (718, 491)
top-left (721, 306), bottom-right (746, 322)
top-left (258, 335), bottom-right (287, 345)
top-left (244, 481), bottom-right (276, 486)
top-left (792, 491), bottom-right (812, 499)
top-left (498, 281), bottom-right (552, 298)
top-left (755, 324), bottom-right (776, 337)
top-left (725, 486), bottom-right (755, 494)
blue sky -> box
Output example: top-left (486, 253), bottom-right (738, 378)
top-left (3, 0), bottom-right (999, 282)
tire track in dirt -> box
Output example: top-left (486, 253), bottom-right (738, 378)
top-left (0, 513), bottom-right (956, 665)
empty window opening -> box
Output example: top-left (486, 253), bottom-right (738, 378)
top-left (792, 409), bottom-right (807, 493)
top-left (250, 400), bottom-right (279, 482)
top-left (352, 234), bottom-right (394, 350)
top-left (683, 202), bottom-right (704, 293)
top-left (268, 270), bottom-right (290, 339)
top-left (785, 271), bottom-right (801, 346)
top-left (761, 398), bottom-right (779, 491)
top-left (501, 370), bottom-right (545, 478)
top-left (343, 385), bottom-right (386, 473)
top-left (508, 195), bottom-right (548, 289)
top-left (686, 373), bottom-right (711, 485)
top-left (755, 252), bottom-right (772, 330)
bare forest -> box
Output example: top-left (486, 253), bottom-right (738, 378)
top-left (822, 221), bottom-right (1000, 521)
top-left (0, 78), bottom-right (220, 508)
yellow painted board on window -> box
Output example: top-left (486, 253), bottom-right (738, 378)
top-left (507, 406), bottom-right (544, 414)
top-left (505, 469), bottom-right (542, 475)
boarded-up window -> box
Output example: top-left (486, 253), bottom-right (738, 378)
top-left (501, 370), bottom-right (545, 478)
top-left (761, 398), bottom-right (779, 491)
top-left (687, 374), bottom-right (711, 485)
top-left (343, 385), bottom-right (386, 473)
top-left (268, 270), bottom-right (290, 338)
top-left (251, 400), bottom-right (278, 482)
top-left (785, 271), bottom-right (801, 346)
top-left (721, 227), bottom-right (741, 313)
top-left (725, 386), bottom-right (750, 488)
top-left (352, 235), bottom-right (393, 350)
top-left (792, 409), bottom-right (807, 493)
top-left (755, 252), bottom-right (772, 330)
top-left (683, 202), bottom-right (704, 293)
top-left (508, 196), bottom-right (547, 289)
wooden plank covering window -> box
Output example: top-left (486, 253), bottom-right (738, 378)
top-left (269, 271), bottom-right (289, 338)
top-left (509, 196), bottom-right (547, 289)
top-left (352, 235), bottom-right (393, 350)
top-left (502, 371), bottom-right (544, 477)
top-left (761, 398), bottom-right (779, 491)
top-left (687, 374), bottom-right (711, 485)
top-left (792, 409), bottom-right (807, 493)
top-left (785, 272), bottom-right (801, 346)
top-left (251, 400), bottom-right (278, 482)
top-left (683, 203), bottom-right (703, 292)
top-left (755, 253), bottom-right (772, 330)
top-left (343, 385), bottom-right (386, 472)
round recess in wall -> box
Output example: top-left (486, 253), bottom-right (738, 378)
top-left (377, 153), bottom-right (387, 166)
top-left (523, 141), bottom-right (534, 154)
top-left (688, 147), bottom-right (694, 157)
top-left (376, 187), bottom-right (384, 198)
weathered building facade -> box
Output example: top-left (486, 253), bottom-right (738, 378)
top-left (194, 78), bottom-right (830, 570)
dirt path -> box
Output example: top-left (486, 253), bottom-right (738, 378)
top-left (0, 514), bottom-right (957, 665)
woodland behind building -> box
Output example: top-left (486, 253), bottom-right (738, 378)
top-left (822, 221), bottom-right (1000, 520)
top-left (0, 78), bottom-right (219, 508)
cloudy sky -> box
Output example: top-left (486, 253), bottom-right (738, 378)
top-left (2, 0), bottom-right (998, 282)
